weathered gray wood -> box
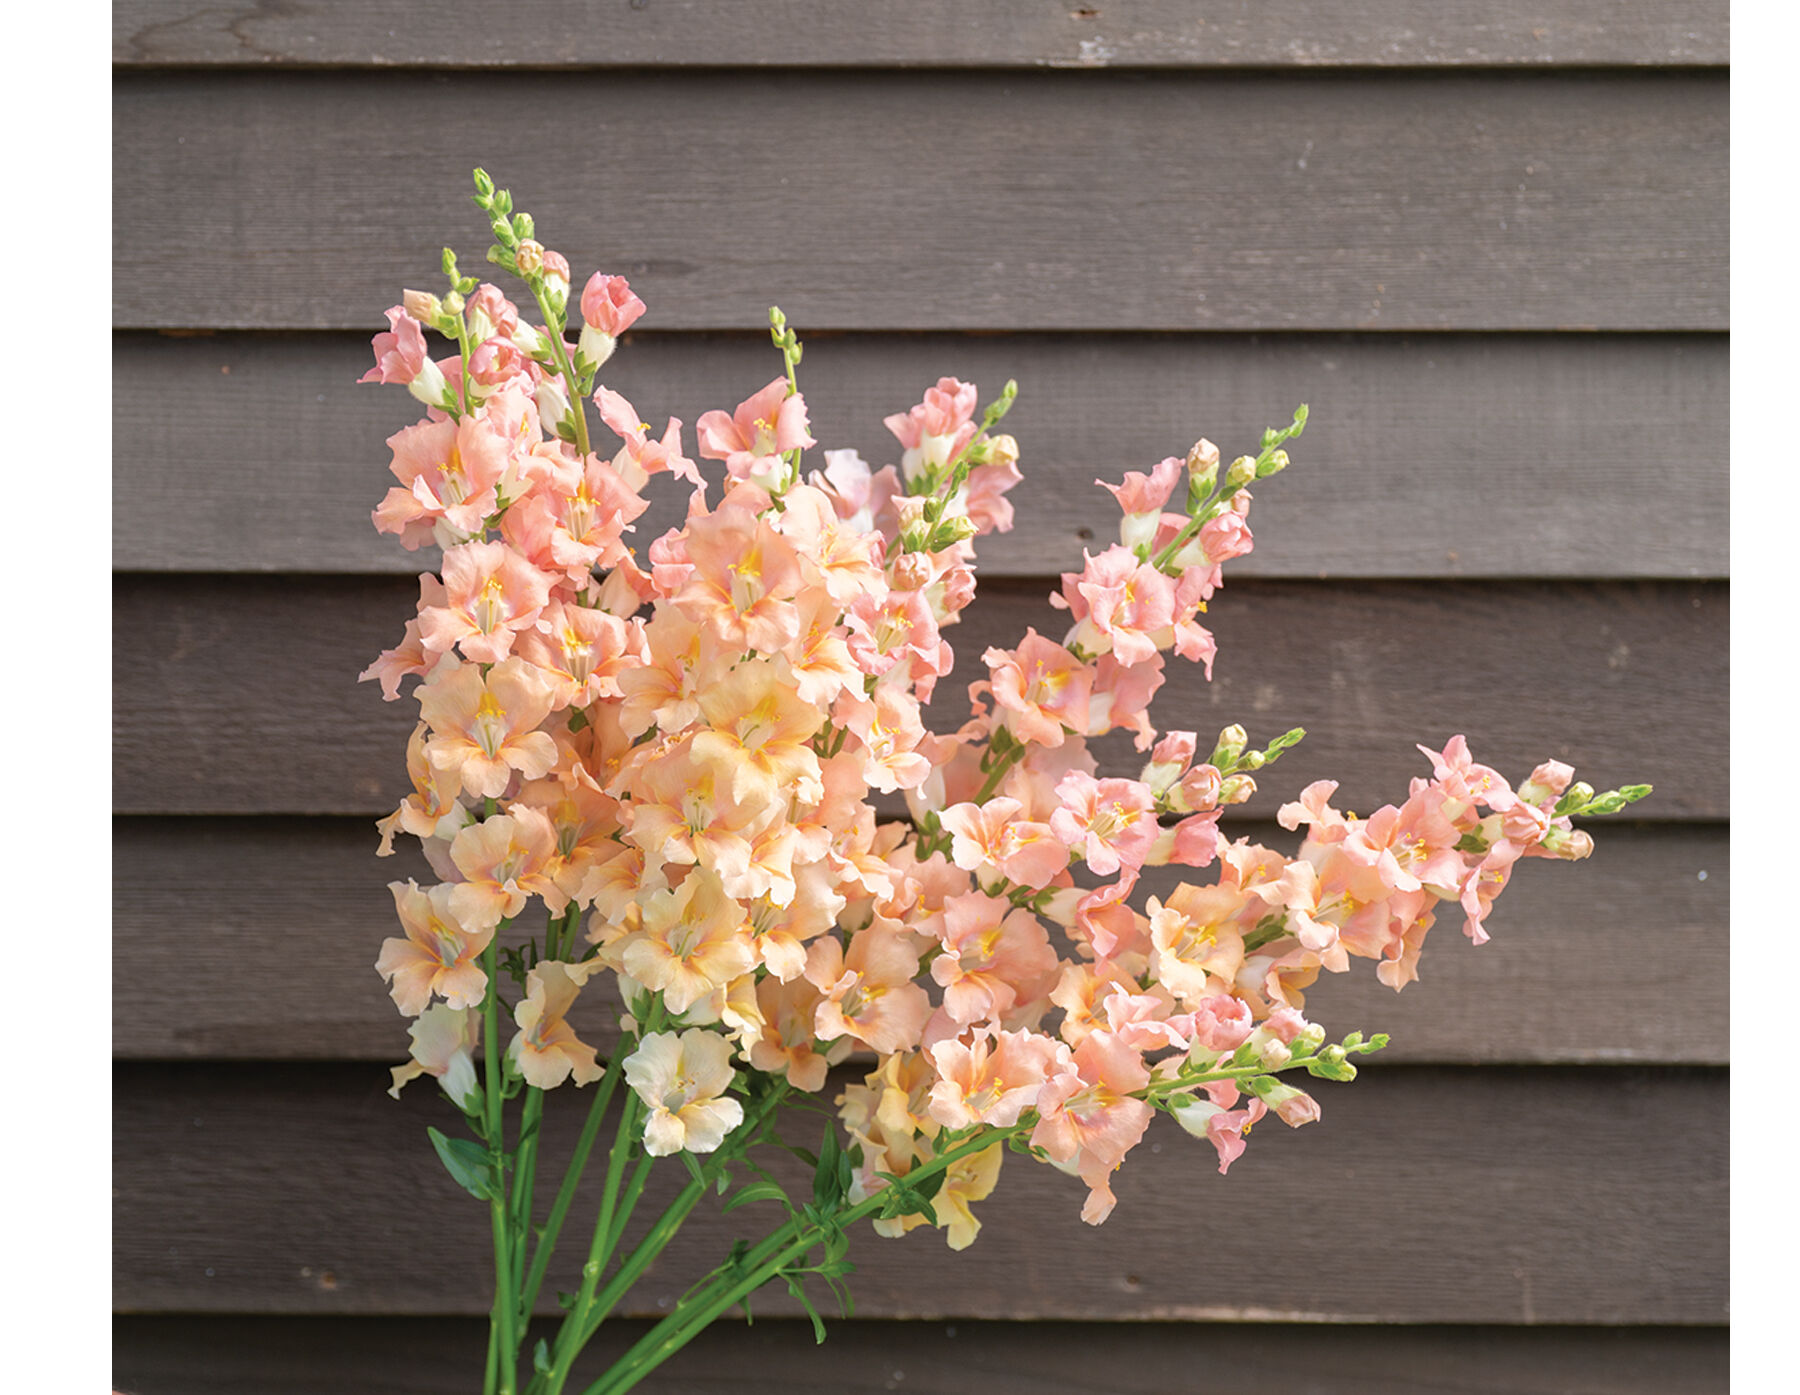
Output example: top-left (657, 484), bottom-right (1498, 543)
top-left (113, 330), bottom-right (1730, 579)
top-left (112, 1063), bottom-right (1728, 1322)
top-left (112, 72), bottom-right (1727, 332)
top-left (111, 816), bottom-right (1728, 1065)
top-left (112, 1315), bottom-right (1731, 1395)
top-left (111, 575), bottom-right (1727, 819)
top-left (112, 0), bottom-right (1732, 68)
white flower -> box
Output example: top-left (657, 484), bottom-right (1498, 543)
top-left (623, 1029), bottom-right (744, 1156)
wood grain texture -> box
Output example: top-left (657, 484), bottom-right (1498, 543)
top-left (112, 1315), bottom-right (1731, 1395)
top-left (112, 71), bottom-right (1727, 332)
top-left (112, 1062), bottom-right (1728, 1322)
top-left (112, 0), bottom-right (1732, 69)
top-left (113, 330), bottom-right (1730, 579)
top-left (113, 816), bottom-right (1728, 1065)
top-left (111, 574), bottom-right (1727, 818)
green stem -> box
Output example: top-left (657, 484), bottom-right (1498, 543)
top-left (517, 1049), bottom-right (624, 1324)
top-left (510, 1088), bottom-right (546, 1292)
top-left (973, 743), bottom-right (1026, 804)
top-left (532, 285), bottom-right (591, 457)
top-left (577, 1083), bottom-right (791, 1346)
top-left (482, 935), bottom-right (519, 1394)
top-left (583, 1124), bottom-right (1021, 1395)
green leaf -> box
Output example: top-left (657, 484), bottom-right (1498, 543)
top-left (427, 1126), bottom-right (501, 1203)
top-left (532, 1339), bottom-right (552, 1375)
top-left (784, 1274), bottom-right (829, 1344)
top-left (679, 1150), bottom-right (708, 1187)
top-left (813, 1124), bottom-right (843, 1210)
top-left (722, 1180), bottom-right (793, 1215)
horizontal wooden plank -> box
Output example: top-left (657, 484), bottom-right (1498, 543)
top-left (111, 575), bottom-right (1727, 819)
top-left (112, 72), bottom-right (1727, 332)
top-left (112, 1063), bottom-right (1728, 1322)
top-left (112, 816), bottom-right (1728, 1065)
top-left (111, 1316), bottom-right (1731, 1395)
top-left (112, 1), bottom-right (1731, 69)
top-left (113, 330), bottom-right (1729, 579)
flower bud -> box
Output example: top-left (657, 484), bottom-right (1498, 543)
top-left (534, 376), bottom-right (571, 432)
top-left (1168, 762), bottom-right (1222, 814)
top-left (441, 290), bottom-right (465, 317)
top-left (1239, 749), bottom-right (1266, 771)
top-left (402, 288), bottom-right (442, 323)
top-left (542, 250), bottom-right (571, 311)
top-left (1518, 760), bottom-right (1575, 805)
top-left (1209, 724), bottom-right (1247, 768)
top-left (1187, 438), bottom-right (1220, 473)
top-left (514, 239), bottom-right (545, 277)
top-left (1225, 455), bottom-right (1257, 489)
top-left (577, 322), bottom-right (619, 371)
top-left (890, 552), bottom-right (935, 591)
top-left (1218, 775), bottom-right (1256, 805)
top-left (1255, 1080), bottom-right (1321, 1128)
top-left (405, 356), bottom-right (450, 409)
top-left (440, 1052), bottom-right (481, 1113)
top-left (1258, 448), bottom-right (1289, 479)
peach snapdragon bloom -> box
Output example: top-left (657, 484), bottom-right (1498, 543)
top-left (807, 925), bottom-right (933, 1055)
top-left (698, 377), bottom-right (816, 486)
top-left (927, 1029), bottom-right (1065, 1129)
top-left (623, 870), bottom-right (758, 1013)
top-left (674, 506), bottom-right (805, 652)
top-left (510, 961), bottom-right (606, 1089)
top-left (984, 629), bottom-right (1092, 747)
top-left (1031, 1031), bottom-right (1154, 1225)
top-left (690, 658), bottom-right (826, 805)
top-left (939, 797), bottom-right (1068, 890)
top-left (418, 541), bottom-right (555, 663)
top-left (376, 880), bottom-right (494, 1015)
top-left (624, 1029), bottom-right (745, 1155)
top-left (388, 1003), bottom-right (481, 1108)
top-left (418, 656), bottom-right (559, 799)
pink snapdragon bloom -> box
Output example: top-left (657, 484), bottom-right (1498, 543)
top-left (1050, 772), bottom-right (1161, 876)
top-left (623, 870), bottom-right (758, 1014)
top-left (697, 377), bottom-right (816, 485)
top-left (361, 306), bottom-right (448, 407)
top-left (1098, 456), bottom-right (1184, 551)
top-left (373, 410), bottom-right (516, 548)
top-left (835, 685), bottom-right (933, 794)
top-left (807, 925), bottom-right (932, 1055)
top-left (447, 807), bottom-right (562, 929)
top-left (375, 880), bottom-right (494, 1016)
top-left (375, 721), bottom-right (464, 855)
top-left (593, 386), bottom-right (702, 489)
top-left (1170, 1085), bottom-right (1266, 1174)
top-left (930, 893), bottom-right (1059, 1026)
top-left (577, 273), bottom-right (646, 368)
top-left (510, 961), bottom-right (605, 1089)
top-left (1060, 547), bottom-right (1179, 666)
top-left (674, 506), bottom-right (805, 652)
top-left (1031, 1031), bottom-right (1154, 1225)
top-left (885, 376), bottom-right (978, 485)
top-left (984, 630), bottom-right (1092, 748)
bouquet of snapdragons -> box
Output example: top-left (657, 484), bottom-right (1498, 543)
top-left (358, 171), bottom-right (1649, 1395)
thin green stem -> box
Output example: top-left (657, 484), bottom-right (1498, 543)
top-left (517, 1050), bottom-right (623, 1324)
top-left (510, 1088), bottom-right (546, 1289)
top-left (532, 285), bottom-right (591, 457)
top-left (973, 743), bottom-right (1026, 804)
top-left (482, 935), bottom-right (519, 1394)
top-left (582, 1124), bottom-right (1021, 1395)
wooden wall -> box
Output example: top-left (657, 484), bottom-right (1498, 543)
top-left (112, 4), bottom-right (1729, 1391)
